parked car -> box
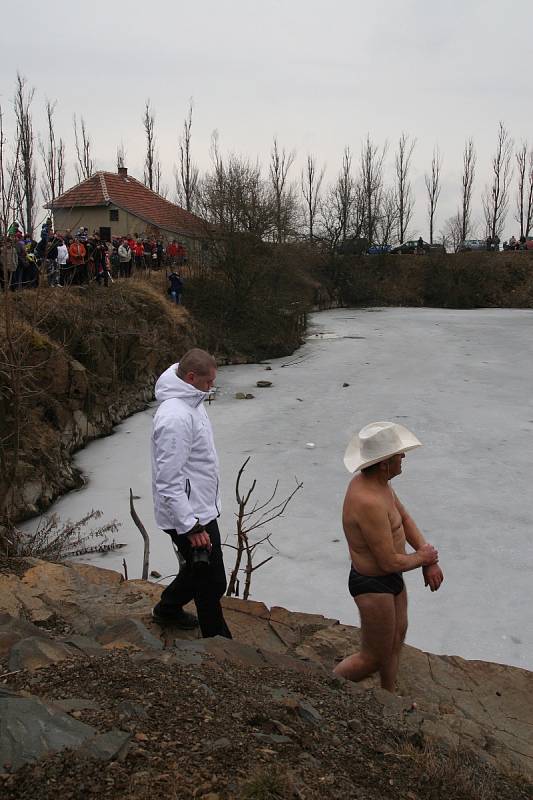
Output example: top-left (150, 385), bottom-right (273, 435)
top-left (335, 237), bottom-right (369, 256)
top-left (427, 243), bottom-right (446, 255)
top-left (458, 239), bottom-right (486, 252)
top-left (390, 240), bottom-right (430, 255)
top-left (367, 244), bottom-right (391, 255)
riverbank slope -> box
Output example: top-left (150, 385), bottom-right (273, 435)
top-left (0, 273), bottom-right (308, 527)
top-left (0, 558), bottom-right (531, 798)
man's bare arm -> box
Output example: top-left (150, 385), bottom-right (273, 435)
top-left (393, 493), bottom-right (444, 589)
top-left (393, 493), bottom-right (427, 550)
top-left (355, 501), bottom-right (438, 573)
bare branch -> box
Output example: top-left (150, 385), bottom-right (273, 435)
top-left (73, 114), bottom-right (94, 181)
top-left (129, 488), bottom-right (150, 580)
top-left (424, 146), bottom-right (442, 244)
top-left (460, 138), bottom-right (476, 242)
top-left (482, 122), bottom-right (513, 240)
top-left (226, 458), bottom-right (302, 599)
top-left (301, 154), bottom-right (325, 241)
top-left (269, 137), bottom-right (296, 243)
top-left (360, 135), bottom-right (387, 245)
top-left (394, 132), bottom-right (416, 243)
top-left (250, 555), bottom-right (273, 572)
top-left (142, 99), bottom-right (163, 194)
top-left (241, 480), bottom-right (279, 516)
top-left (14, 73), bottom-right (36, 237)
top-left (515, 142), bottom-right (533, 238)
top-left (177, 99), bottom-right (199, 211)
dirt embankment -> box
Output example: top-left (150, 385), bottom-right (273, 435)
top-left (1, 559), bottom-right (532, 799)
top-left (322, 252), bottom-right (533, 309)
top-left (0, 280), bottom-right (196, 525)
top-left (0, 271), bottom-right (310, 527)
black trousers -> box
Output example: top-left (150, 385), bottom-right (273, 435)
top-left (159, 519), bottom-right (231, 639)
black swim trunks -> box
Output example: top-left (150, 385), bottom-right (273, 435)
top-left (348, 566), bottom-right (404, 597)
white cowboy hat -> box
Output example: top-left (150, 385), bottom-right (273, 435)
top-left (344, 421), bottom-right (422, 473)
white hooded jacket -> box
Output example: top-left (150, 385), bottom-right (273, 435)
top-left (151, 363), bottom-right (220, 534)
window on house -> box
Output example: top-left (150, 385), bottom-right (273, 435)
top-left (109, 209), bottom-right (119, 221)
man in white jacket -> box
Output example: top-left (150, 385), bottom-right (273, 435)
top-left (151, 348), bottom-right (231, 638)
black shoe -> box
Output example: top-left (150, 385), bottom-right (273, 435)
top-left (151, 604), bottom-right (199, 629)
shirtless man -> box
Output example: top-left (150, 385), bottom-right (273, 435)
top-left (334, 421), bottom-right (443, 692)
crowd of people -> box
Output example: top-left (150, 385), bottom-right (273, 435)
top-left (1, 220), bottom-right (188, 294)
top-left (502, 234), bottom-right (533, 251)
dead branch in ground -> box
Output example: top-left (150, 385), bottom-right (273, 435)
top-left (226, 457), bottom-right (302, 600)
top-left (129, 488), bottom-right (150, 580)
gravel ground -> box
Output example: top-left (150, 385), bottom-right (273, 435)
top-left (2, 650), bottom-right (531, 800)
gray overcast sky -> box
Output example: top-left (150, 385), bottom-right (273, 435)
top-left (1, 0), bottom-right (532, 239)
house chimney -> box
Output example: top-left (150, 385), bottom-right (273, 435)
top-left (118, 166), bottom-right (128, 177)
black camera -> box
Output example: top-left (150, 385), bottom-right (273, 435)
top-left (191, 546), bottom-right (210, 567)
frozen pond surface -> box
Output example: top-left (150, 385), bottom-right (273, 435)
top-left (29, 308), bottom-right (533, 670)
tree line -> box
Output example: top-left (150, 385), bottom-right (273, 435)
top-left (1, 73), bottom-right (533, 251)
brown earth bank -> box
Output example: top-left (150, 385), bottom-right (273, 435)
top-left (0, 559), bottom-right (532, 799)
top-left (0, 270), bottom-right (309, 528)
top-left (0, 278), bottom-right (194, 526)
top-left (323, 250), bottom-right (533, 309)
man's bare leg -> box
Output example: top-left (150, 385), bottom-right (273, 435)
top-left (334, 594), bottom-right (396, 687)
top-left (379, 588), bottom-right (408, 692)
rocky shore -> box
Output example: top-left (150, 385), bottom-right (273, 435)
top-left (0, 559), bottom-right (531, 799)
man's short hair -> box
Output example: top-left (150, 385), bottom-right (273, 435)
top-left (177, 348), bottom-right (216, 378)
top-left (361, 462), bottom-right (381, 475)
top-left (361, 457), bottom-right (393, 475)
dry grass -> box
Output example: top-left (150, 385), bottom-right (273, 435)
top-left (3, 509), bottom-right (122, 560)
top-left (389, 739), bottom-right (531, 800)
top-left (239, 770), bottom-right (295, 800)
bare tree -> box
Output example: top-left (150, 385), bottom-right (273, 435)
top-left (13, 74), bottom-right (37, 238)
top-left (226, 457), bottom-right (302, 600)
top-left (142, 99), bottom-right (163, 194)
top-left (73, 114), bottom-right (94, 181)
top-left (394, 132), bottom-right (416, 244)
top-left (200, 133), bottom-right (274, 239)
top-left (0, 105), bottom-right (21, 276)
top-left (39, 100), bottom-right (66, 204)
top-left (0, 105), bottom-right (27, 530)
top-left (483, 122), bottom-right (513, 240)
top-left (515, 142), bottom-right (533, 238)
top-left (269, 138), bottom-right (296, 243)
top-left (424, 146), bottom-right (442, 244)
top-left (360, 135), bottom-right (387, 245)
top-left (331, 147), bottom-right (356, 245)
top-left (374, 187), bottom-right (398, 247)
top-left (442, 212), bottom-right (463, 253)
top-left (300, 154), bottom-right (324, 242)
top-left (116, 141), bottom-right (126, 171)
top-left (129, 489), bottom-right (149, 580)
top-left (459, 138), bottom-right (476, 243)
top-left (319, 149), bottom-right (367, 251)
top-left (176, 99), bottom-right (199, 211)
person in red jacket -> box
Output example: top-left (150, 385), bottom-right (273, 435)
top-left (166, 239), bottom-right (178, 266)
top-left (133, 240), bottom-right (144, 271)
top-left (68, 238), bottom-right (88, 284)
top-left (176, 242), bottom-right (187, 266)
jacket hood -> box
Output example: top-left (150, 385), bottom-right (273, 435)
top-left (154, 363), bottom-right (207, 407)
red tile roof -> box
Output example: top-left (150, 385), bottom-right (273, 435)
top-left (48, 171), bottom-right (207, 238)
